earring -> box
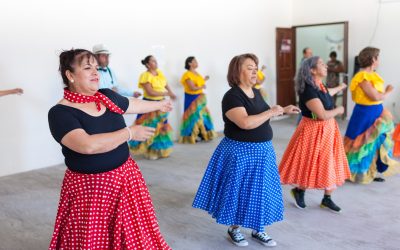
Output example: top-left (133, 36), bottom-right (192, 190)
top-left (70, 79), bottom-right (74, 83)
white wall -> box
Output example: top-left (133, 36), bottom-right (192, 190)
top-left (292, 0), bottom-right (400, 121)
top-left (0, 0), bottom-right (293, 176)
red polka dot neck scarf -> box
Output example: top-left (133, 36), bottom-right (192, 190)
top-left (64, 88), bottom-right (124, 114)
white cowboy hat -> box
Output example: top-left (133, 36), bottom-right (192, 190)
top-left (92, 44), bottom-right (111, 54)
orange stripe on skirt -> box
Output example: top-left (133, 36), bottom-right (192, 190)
top-left (279, 117), bottom-right (350, 189)
top-left (394, 124), bottom-right (400, 157)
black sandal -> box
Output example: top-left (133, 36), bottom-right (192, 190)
top-left (373, 177), bottom-right (385, 182)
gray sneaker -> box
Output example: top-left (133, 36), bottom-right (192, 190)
top-left (251, 231), bottom-right (277, 247)
top-left (228, 227), bottom-right (248, 247)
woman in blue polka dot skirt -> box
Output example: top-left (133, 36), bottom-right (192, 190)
top-left (192, 54), bottom-right (300, 247)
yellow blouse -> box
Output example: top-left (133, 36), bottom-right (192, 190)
top-left (138, 69), bottom-right (167, 100)
top-left (350, 71), bottom-right (384, 105)
top-left (180, 71), bottom-right (205, 95)
top-left (254, 70), bottom-right (265, 90)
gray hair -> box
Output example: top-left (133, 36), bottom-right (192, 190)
top-left (295, 56), bottom-right (320, 94)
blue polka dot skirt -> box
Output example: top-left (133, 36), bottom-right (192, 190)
top-left (192, 137), bottom-right (284, 232)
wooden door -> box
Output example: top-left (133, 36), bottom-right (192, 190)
top-left (276, 28), bottom-right (295, 107)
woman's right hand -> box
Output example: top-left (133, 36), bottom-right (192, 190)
top-left (270, 105), bottom-right (284, 117)
top-left (336, 106), bottom-right (345, 115)
top-left (129, 125), bottom-right (155, 141)
top-left (12, 88), bottom-right (23, 95)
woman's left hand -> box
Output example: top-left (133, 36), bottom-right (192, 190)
top-left (168, 92), bottom-right (177, 100)
top-left (283, 105), bottom-right (301, 114)
top-left (159, 99), bottom-right (173, 112)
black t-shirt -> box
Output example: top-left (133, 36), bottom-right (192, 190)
top-left (222, 86), bottom-right (273, 142)
top-left (48, 88), bottom-right (130, 174)
top-left (299, 84), bottom-right (334, 119)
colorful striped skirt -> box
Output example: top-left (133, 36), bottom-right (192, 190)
top-left (279, 117), bottom-right (350, 190)
top-left (179, 93), bottom-right (217, 144)
top-left (129, 99), bottom-right (173, 159)
top-left (49, 157), bottom-right (170, 250)
top-left (193, 137), bottom-right (284, 232)
top-left (393, 124), bottom-right (400, 157)
top-left (344, 104), bottom-right (400, 183)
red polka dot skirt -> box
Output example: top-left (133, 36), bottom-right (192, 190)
top-left (49, 157), bottom-right (171, 250)
top-left (279, 117), bottom-right (351, 190)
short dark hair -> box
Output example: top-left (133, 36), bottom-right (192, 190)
top-left (303, 47), bottom-right (310, 54)
top-left (141, 55), bottom-right (153, 68)
top-left (227, 53), bottom-right (259, 87)
top-left (358, 47), bottom-right (380, 68)
top-left (329, 51), bottom-right (337, 58)
top-left (59, 49), bottom-right (97, 87)
top-left (185, 56), bottom-right (195, 70)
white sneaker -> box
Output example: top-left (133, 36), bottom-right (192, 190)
top-left (251, 231), bottom-right (277, 247)
top-left (227, 227), bottom-right (248, 247)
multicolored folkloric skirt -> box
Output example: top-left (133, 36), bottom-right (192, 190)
top-left (193, 137), bottom-right (284, 232)
top-left (129, 99), bottom-right (173, 159)
top-left (279, 117), bottom-right (350, 190)
top-left (393, 124), bottom-right (400, 157)
top-left (49, 157), bottom-right (171, 250)
top-left (344, 104), bottom-right (400, 184)
top-left (179, 93), bottom-right (217, 144)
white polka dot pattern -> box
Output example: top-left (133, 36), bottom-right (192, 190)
top-left (64, 88), bottom-right (124, 114)
top-left (193, 138), bottom-right (284, 232)
top-left (279, 117), bottom-right (351, 189)
top-left (49, 158), bottom-right (171, 249)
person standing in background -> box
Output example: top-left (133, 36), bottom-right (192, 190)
top-left (344, 47), bottom-right (399, 183)
top-left (129, 55), bottom-right (176, 160)
top-left (93, 44), bottom-right (141, 98)
top-left (254, 64), bottom-right (268, 101)
top-left (179, 56), bottom-right (217, 144)
top-left (327, 51), bottom-right (345, 105)
top-left (301, 47), bottom-right (313, 63)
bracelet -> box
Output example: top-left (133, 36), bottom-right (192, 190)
top-left (125, 127), bottom-right (132, 141)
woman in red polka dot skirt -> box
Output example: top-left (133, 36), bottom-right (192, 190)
top-left (279, 56), bottom-right (351, 213)
top-left (48, 49), bottom-right (171, 249)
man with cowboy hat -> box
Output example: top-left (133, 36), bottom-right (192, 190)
top-left (93, 44), bottom-right (141, 97)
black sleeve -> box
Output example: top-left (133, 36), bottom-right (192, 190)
top-left (222, 91), bottom-right (244, 113)
top-left (48, 106), bottom-right (82, 143)
top-left (99, 88), bottom-right (129, 112)
top-left (301, 85), bottom-right (319, 103)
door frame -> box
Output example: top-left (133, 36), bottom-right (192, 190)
top-left (275, 27), bottom-right (296, 107)
top-left (276, 21), bottom-right (349, 118)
